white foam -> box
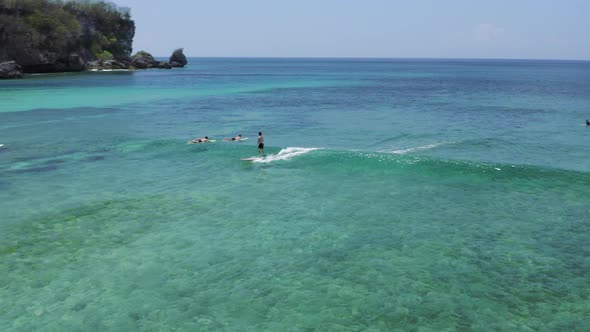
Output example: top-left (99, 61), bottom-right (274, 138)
top-left (89, 69), bottom-right (130, 72)
top-left (253, 147), bottom-right (320, 163)
top-left (384, 142), bottom-right (450, 155)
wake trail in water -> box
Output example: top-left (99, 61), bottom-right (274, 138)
top-left (253, 147), bottom-right (321, 163)
top-left (382, 141), bottom-right (454, 155)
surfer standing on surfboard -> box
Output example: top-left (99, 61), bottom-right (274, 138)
top-left (258, 132), bottom-right (264, 156)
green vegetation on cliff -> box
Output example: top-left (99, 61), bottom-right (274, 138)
top-left (0, 0), bottom-right (134, 72)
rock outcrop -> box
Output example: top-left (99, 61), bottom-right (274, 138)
top-left (131, 51), bottom-right (159, 69)
top-left (169, 48), bottom-right (188, 67)
top-left (131, 51), bottom-right (185, 70)
top-left (158, 62), bottom-right (172, 69)
top-left (0, 61), bottom-right (23, 79)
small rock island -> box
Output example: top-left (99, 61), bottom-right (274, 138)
top-left (0, 0), bottom-right (187, 79)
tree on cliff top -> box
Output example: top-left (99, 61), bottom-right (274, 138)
top-left (1, 0), bottom-right (130, 16)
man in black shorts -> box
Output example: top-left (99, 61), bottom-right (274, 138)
top-left (258, 132), bottom-right (264, 156)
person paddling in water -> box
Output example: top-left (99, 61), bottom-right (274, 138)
top-left (191, 136), bottom-right (209, 143)
top-left (258, 132), bottom-right (264, 156)
top-left (223, 134), bottom-right (242, 141)
top-left (586, 119), bottom-right (590, 126)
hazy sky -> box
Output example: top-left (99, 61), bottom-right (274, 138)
top-left (115, 0), bottom-right (589, 60)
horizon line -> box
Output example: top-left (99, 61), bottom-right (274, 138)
top-left (152, 55), bottom-right (590, 62)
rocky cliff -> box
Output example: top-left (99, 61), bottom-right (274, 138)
top-left (0, 0), bottom-right (135, 74)
top-left (0, 0), bottom-right (187, 78)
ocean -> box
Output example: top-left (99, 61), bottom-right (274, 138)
top-left (1, 58), bottom-right (589, 330)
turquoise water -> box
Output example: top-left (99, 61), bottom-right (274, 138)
top-left (1, 58), bottom-right (589, 330)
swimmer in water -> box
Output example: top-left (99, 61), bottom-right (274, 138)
top-left (223, 134), bottom-right (242, 141)
top-left (191, 136), bottom-right (209, 143)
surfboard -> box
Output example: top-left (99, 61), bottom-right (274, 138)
top-left (224, 137), bottom-right (249, 142)
top-left (187, 140), bottom-right (216, 144)
top-left (0, 144), bottom-right (4, 148)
